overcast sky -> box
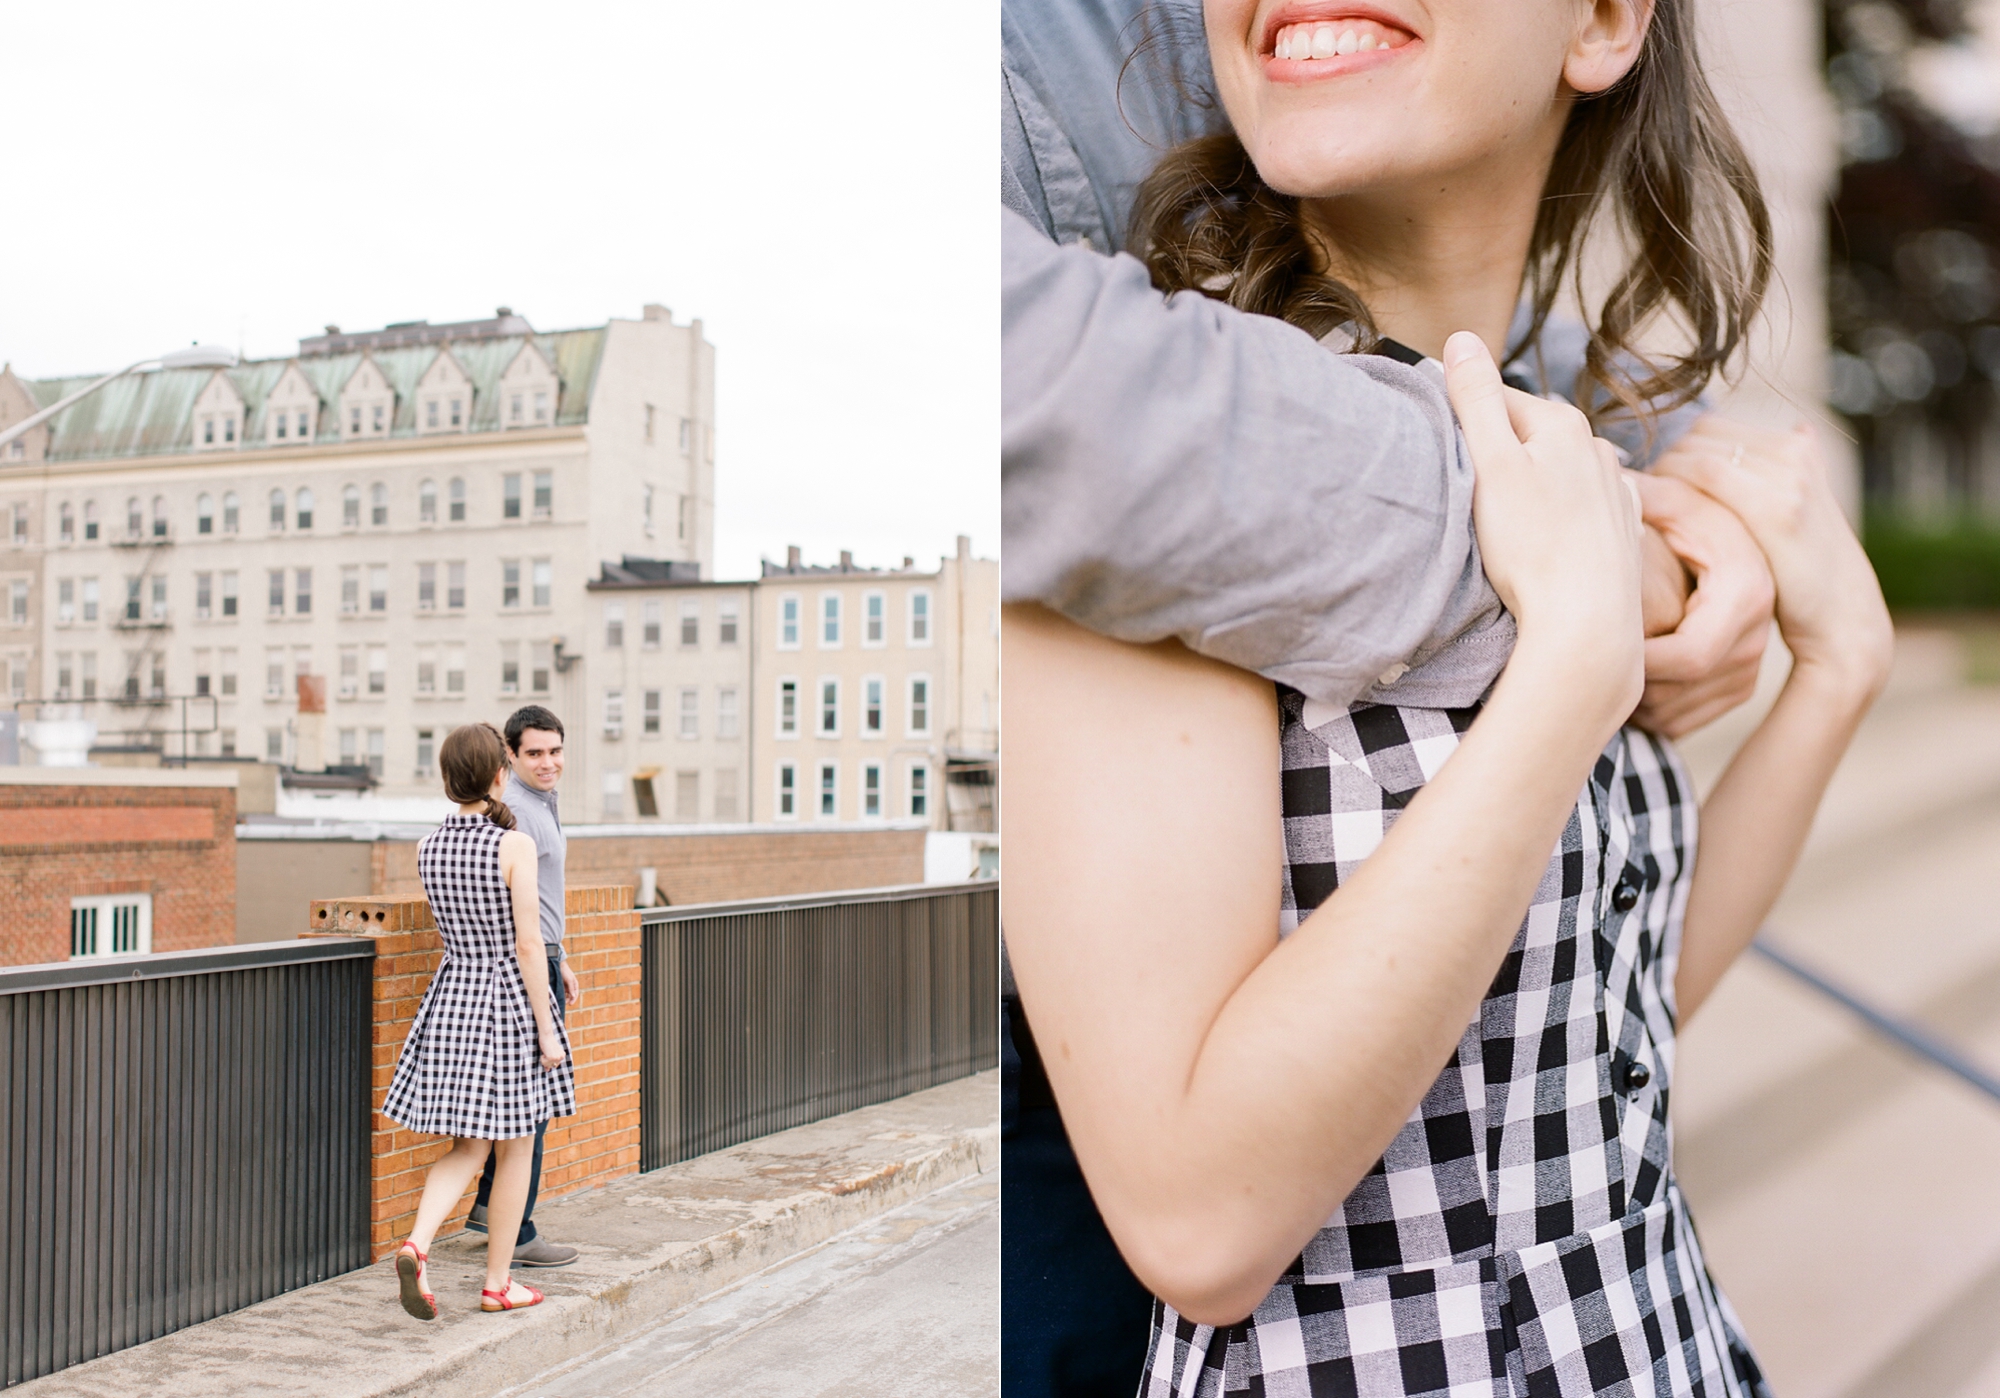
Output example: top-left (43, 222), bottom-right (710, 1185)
top-left (0, 1), bottom-right (994, 582)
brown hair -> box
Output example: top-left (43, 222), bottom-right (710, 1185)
top-left (1126, 1), bottom-right (1773, 429)
top-left (439, 722), bottom-right (516, 830)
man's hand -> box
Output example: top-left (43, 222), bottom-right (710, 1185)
top-left (1630, 465), bottom-right (1776, 738)
top-left (561, 957), bottom-right (581, 1007)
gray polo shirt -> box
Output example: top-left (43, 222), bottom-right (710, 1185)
top-left (505, 772), bottom-right (566, 949)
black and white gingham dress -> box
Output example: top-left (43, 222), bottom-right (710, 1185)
top-left (1139, 694), bottom-right (1770, 1397)
top-left (383, 814), bottom-right (576, 1140)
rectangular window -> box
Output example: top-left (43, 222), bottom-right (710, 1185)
top-left (909, 676), bottom-right (931, 735)
top-left (342, 490), bottom-right (359, 528)
top-left (11, 506), bottom-right (26, 546)
top-left (910, 765), bottom-right (929, 819)
top-left (717, 687), bottom-right (740, 739)
top-left (147, 576), bottom-right (165, 623)
top-left (220, 572), bottom-right (236, 618)
top-left (449, 398), bottom-right (462, 429)
top-left (266, 727), bottom-right (283, 761)
top-left (449, 477), bottom-right (465, 522)
top-left (818, 762), bottom-right (837, 819)
top-left (340, 566), bottom-right (359, 614)
top-left (148, 652), bottom-right (166, 699)
top-left (910, 591), bottom-right (932, 645)
top-left (778, 679), bottom-right (798, 736)
top-left (416, 728), bottom-right (436, 776)
top-left (70, 894), bottom-right (151, 959)
top-left (9, 580), bottom-right (25, 626)
top-left (84, 504), bottom-right (98, 541)
top-left (367, 728), bottom-right (384, 779)
top-left (368, 646), bottom-right (386, 696)
top-left (714, 769), bottom-right (738, 821)
top-left (371, 484), bottom-right (388, 527)
top-left (445, 646), bottom-right (465, 695)
top-left (533, 470), bottom-right (552, 518)
top-left (865, 677), bottom-right (883, 734)
top-left (604, 688), bottom-right (624, 738)
top-left (819, 678), bottom-right (839, 736)
top-left (425, 399), bottom-right (439, 430)
top-left (531, 558), bottom-right (551, 608)
top-left (369, 565), bottom-right (387, 613)
top-left (864, 592), bottom-right (885, 645)
top-left (79, 652), bottom-right (96, 701)
top-left (338, 728), bottom-right (357, 766)
top-left (718, 600), bottom-right (739, 646)
top-left (265, 647), bottom-right (285, 699)
top-left (864, 764), bottom-right (882, 818)
top-left (124, 576), bottom-right (141, 623)
top-left (416, 647), bottom-right (436, 694)
top-left (778, 764), bottom-right (795, 818)
top-left (680, 600), bottom-right (699, 647)
top-left (60, 507), bottom-right (73, 545)
top-left (500, 642), bottom-right (520, 694)
top-left (643, 689), bottom-right (662, 736)
top-left (821, 593), bottom-right (841, 647)
top-left (680, 417), bottom-right (692, 454)
top-left (82, 577), bottom-right (99, 623)
top-left (503, 474), bottom-right (522, 520)
top-left (267, 569), bottom-right (285, 616)
top-left (502, 559), bottom-right (521, 608)
top-left (220, 728), bottom-right (236, 757)
top-left (417, 563), bottom-right (436, 612)
top-left (293, 568), bottom-right (310, 615)
top-left (446, 561), bottom-right (465, 611)
top-left (642, 599), bottom-right (662, 648)
top-left (605, 602), bottom-right (624, 648)
top-left (55, 652), bottom-right (72, 699)
top-left (534, 392), bottom-right (549, 426)
top-left (219, 649), bottom-right (237, 697)
top-left (779, 595), bottom-right (800, 648)
top-left (679, 687), bottom-right (698, 740)
top-left (531, 642), bottom-right (552, 693)
top-left (338, 646), bottom-right (358, 698)
top-left (271, 492), bottom-right (287, 529)
top-left (196, 572), bottom-right (212, 620)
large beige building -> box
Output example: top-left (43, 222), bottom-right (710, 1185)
top-left (1, 306), bottom-right (716, 811)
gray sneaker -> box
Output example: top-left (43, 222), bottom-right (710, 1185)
top-left (513, 1236), bottom-right (579, 1268)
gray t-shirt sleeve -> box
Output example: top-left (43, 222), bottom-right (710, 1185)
top-left (1002, 209), bottom-right (1513, 709)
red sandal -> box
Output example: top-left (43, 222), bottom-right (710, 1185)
top-left (480, 1275), bottom-right (545, 1312)
top-left (395, 1242), bottom-right (437, 1321)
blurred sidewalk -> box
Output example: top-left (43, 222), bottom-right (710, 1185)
top-left (1675, 624), bottom-right (2000, 1398)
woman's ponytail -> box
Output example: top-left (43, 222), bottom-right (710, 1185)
top-left (482, 793), bottom-right (516, 830)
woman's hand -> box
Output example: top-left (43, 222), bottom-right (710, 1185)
top-left (1443, 333), bottom-right (1644, 723)
top-left (1652, 418), bottom-right (1893, 702)
top-left (538, 1029), bottom-right (565, 1072)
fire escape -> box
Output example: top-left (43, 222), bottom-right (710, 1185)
top-left (108, 498), bottom-right (172, 750)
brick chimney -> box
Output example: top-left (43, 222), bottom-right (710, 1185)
top-left (839, 550), bottom-right (853, 571)
top-left (786, 545), bottom-right (801, 571)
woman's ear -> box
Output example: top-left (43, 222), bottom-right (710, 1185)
top-left (1565, 0), bottom-right (1652, 95)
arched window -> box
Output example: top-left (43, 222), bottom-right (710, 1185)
top-left (58, 502), bottom-right (74, 545)
top-left (448, 477), bottom-right (466, 523)
top-left (126, 497), bottom-right (142, 539)
top-left (370, 482), bottom-right (387, 527)
top-left (151, 496), bottom-right (167, 538)
top-left (222, 491), bottom-right (239, 533)
top-left (418, 479), bottom-right (437, 525)
top-left (269, 488), bottom-right (286, 530)
top-left (196, 493), bottom-right (214, 535)
top-left (296, 488), bottom-right (315, 530)
top-left (82, 501), bottom-right (97, 541)
top-left (342, 483), bottom-right (360, 528)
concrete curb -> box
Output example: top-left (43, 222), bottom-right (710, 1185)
top-left (16, 1072), bottom-right (999, 1398)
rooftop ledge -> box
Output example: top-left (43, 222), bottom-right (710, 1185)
top-left (0, 765), bottom-right (238, 788)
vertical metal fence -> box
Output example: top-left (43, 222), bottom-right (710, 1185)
top-left (0, 940), bottom-right (374, 1389)
top-left (640, 882), bottom-right (999, 1171)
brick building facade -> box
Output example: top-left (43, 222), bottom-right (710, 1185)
top-left (0, 767), bottom-right (236, 966)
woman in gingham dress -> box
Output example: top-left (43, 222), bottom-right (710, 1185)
top-left (386, 722), bottom-right (574, 1319)
top-left (1005, 1), bottom-right (1895, 1393)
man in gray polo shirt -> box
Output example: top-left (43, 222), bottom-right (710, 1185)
top-left (467, 704), bottom-right (581, 1266)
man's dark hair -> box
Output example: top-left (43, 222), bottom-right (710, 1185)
top-left (505, 705), bottom-right (565, 752)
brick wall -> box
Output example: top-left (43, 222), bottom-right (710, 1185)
top-left (371, 826), bottom-right (926, 906)
top-left (0, 781), bottom-right (236, 966)
top-left (304, 885), bottom-right (642, 1261)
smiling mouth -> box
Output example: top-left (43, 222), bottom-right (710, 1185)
top-left (1271, 16), bottom-right (1412, 61)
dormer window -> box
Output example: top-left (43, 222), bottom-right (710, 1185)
top-left (203, 419), bottom-right (215, 446)
top-left (450, 397), bottom-right (462, 427)
top-left (534, 391), bottom-right (548, 424)
top-left (425, 400), bottom-right (439, 430)
top-left (274, 414), bottom-right (287, 439)
top-left (415, 346), bottom-right (472, 437)
top-left (264, 364), bottom-right (320, 448)
top-left (497, 342), bottom-right (559, 432)
top-left (223, 418), bottom-right (235, 443)
top-left (190, 369), bottom-right (244, 453)
top-left (510, 394), bottom-right (524, 425)
top-left (338, 356), bottom-right (396, 441)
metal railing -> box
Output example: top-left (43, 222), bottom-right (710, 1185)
top-left (0, 939), bottom-right (375, 1389)
top-left (640, 882), bottom-right (998, 1172)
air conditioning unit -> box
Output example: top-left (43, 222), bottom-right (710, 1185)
top-left (603, 723), bottom-right (623, 740)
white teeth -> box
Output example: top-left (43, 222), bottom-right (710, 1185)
top-left (1278, 20), bottom-right (1401, 61)
top-left (1310, 25), bottom-right (1337, 57)
top-left (1278, 32), bottom-right (1294, 58)
top-left (1357, 32), bottom-right (1376, 50)
top-left (1337, 28), bottom-right (1359, 54)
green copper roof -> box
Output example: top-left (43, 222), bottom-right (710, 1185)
top-left (26, 326), bottom-right (608, 463)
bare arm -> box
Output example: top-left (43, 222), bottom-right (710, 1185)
top-left (1006, 339), bottom-right (1645, 1325)
top-left (500, 829), bottom-right (563, 1069)
top-left (1646, 424), bottom-right (1895, 1020)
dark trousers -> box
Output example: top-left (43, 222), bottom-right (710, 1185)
top-left (1003, 997), bottom-right (1155, 1398)
top-left (477, 945), bottom-right (562, 1247)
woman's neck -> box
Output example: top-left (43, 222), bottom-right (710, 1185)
top-left (1301, 125), bottom-right (1562, 362)
top-left (457, 800), bottom-right (488, 816)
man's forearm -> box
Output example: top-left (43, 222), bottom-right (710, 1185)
top-left (1002, 209), bottom-right (1511, 709)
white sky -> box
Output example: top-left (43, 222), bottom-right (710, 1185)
top-left (0, 1), bottom-right (995, 583)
